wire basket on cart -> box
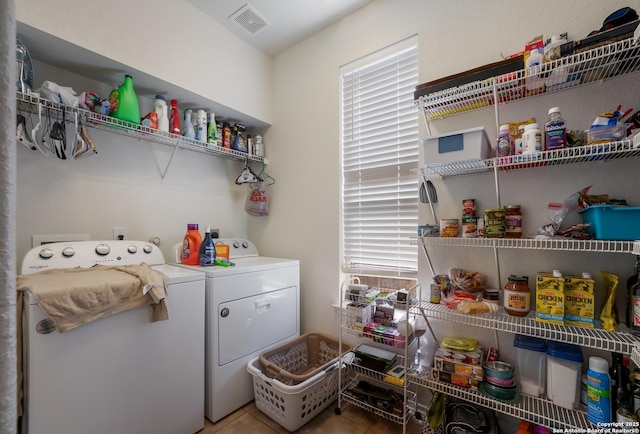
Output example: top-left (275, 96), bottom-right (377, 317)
top-left (247, 333), bottom-right (351, 431)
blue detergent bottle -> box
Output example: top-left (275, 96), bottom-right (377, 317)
top-left (199, 226), bottom-right (216, 267)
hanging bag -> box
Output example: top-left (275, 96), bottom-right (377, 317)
top-left (245, 181), bottom-right (270, 216)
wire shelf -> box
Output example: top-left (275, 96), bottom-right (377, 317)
top-left (412, 236), bottom-right (636, 253)
top-left (416, 37), bottom-right (640, 120)
top-left (340, 374), bottom-right (416, 425)
top-left (419, 139), bottom-right (640, 179)
top-left (414, 301), bottom-right (639, 355)
top-left (16, 91), bottom-right (264, 163)
top-left (410, 373), bottom-right (590, 430)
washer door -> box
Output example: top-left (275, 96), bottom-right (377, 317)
top-left (218, 286), bottom-right (297, 365)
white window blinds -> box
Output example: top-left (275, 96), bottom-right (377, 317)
top-left (341, 38), bottom-right (419, 276)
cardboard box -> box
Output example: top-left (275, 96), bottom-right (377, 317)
top-left (433, 346), bottom-right (483, 381)
top-left (564, 274), bottom-right (595, 328)
top-left (535, 272), bottom-right (565, 326)
top-left (435, 370), bottom-right (481, 389)
top-left (346, 302), bottom-right (373, 330)
top-left (422, 127), bottom-right (492, 164)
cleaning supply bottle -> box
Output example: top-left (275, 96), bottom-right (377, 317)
top-left (181, 224), bottom-right (202, 265)
top-left (207, 112), bottom-right (217, 145)
top-left (153, 95), bottom-right (169, 133)
top-left (109, 74), bottom-right (141, 124)
top-left (169, 99), bottom-right (181, 134)
top-left (195, 109), bottom-right (207, 143)
top-left (587, 356), bottom-right (612, 424)
top-left (231, 123), bottom-right (248, 152)
top-left (199, 226), bottom-right (216, 267)
top-left (183, 109), bottom-right (196, 139)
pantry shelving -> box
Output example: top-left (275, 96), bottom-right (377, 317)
top-left (16, 91), bottom-right (264, 177)
top-left (413, 34), bottom-right (640, 431)
top-left (410, 374), bottom-right (590, 430)
top-left (415, 36), bottom-right (640, 121)
top-left (415, 301), bottom-right (638, 355)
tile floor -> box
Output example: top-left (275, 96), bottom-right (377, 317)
top-left (198, 400), bottom-right (423, 434)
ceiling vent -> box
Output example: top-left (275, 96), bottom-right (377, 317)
top-left (229, 4), bottom-right (270, 35)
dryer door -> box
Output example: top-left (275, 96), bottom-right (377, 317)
top-left (218, 286), bottom-right (297, 365)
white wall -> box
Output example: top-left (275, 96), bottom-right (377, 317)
top-left (262, 0), bottom-right (640, 344)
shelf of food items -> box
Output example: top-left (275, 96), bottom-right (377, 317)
top-left (414, 30), bottom-right (640, 120)
top-left (16, 86), bottom-right (264, 164)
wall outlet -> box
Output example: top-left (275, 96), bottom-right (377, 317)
top-left (113, 227), bottom-right (127, 240)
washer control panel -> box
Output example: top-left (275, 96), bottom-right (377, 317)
top-left (21, 240), bottom-right (165, 275)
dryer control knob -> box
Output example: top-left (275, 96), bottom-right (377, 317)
top-left (233, 241), bottom-right (240, 248)
top-left (95, 244), bottom-right (110, 256)
top-left (143, 245), bottom-right (153, 254)
top-left (39, 248), bottom-right (54, 259)
top-left (62, 247), bottom-right (75, 257)
top-left (242, 241), bottom-right (249, 248)
top-left (127, 245), bottom-right (138, 254)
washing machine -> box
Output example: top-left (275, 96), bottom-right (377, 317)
top-left (172, 239), bottom-right (300, 422)
top-left (20, 240), bottom-right (205, 434)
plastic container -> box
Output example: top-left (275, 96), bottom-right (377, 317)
top-left (198, 225), bottom-right (216, 266)
top-left (247, 356), bottom-right (342, 432)
top-left (182, 109), bottom-right (195, 139)
top-left (579, 205), bottom-right (640, 240)
top-left (181, 224), bottom-right (202, 265)
top-left (513, 334), bottom-right (547, 397)
top-left (207, 112), bottom-right (217, 145)
top-left (109, 74), bottom-right (140, 124)
top-left (195, 109), bottom-right (207, 143)
top-left (587, 356), bottom-right (612, 424)
top-left (422, 126), bottom-right (492, 164)
top-left (546, 341), bottom-right (584, 409)
top-left (545, 107), bottom-right (566, 150)
top-left (522, 123), bottom-right (543, 153)
top-left (153, 95), bottom-right (169, 133)
top-left (169, 99), bottom-right (180, 134)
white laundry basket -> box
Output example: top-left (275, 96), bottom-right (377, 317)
top-left (247, 357), bottom-right (342, 432)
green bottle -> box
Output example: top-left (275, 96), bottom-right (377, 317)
top-left (109, 74), bottom-right (140, 125)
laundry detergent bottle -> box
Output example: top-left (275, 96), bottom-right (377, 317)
top-left (153, 95), bottom-right (169, 132)
top-left (109, 74), bottom-right (141, 124)
top-left (199, 225), bottom-right (216, 267)
top-left (181, 224), bottom-right (202, 265)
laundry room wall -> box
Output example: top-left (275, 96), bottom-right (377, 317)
top-left (257, 0), bottom-right (639, 339)
top-left (14, 0), bottom-right (274, 264)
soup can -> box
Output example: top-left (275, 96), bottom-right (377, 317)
top-left (461, 216), bottom-right (477, 238)
top-left (462, 198), bottom-right (476, 216)
top-left (440, 219), bottom-right (459, 237)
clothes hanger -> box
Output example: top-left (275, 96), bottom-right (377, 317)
top-left (235, 161), bottom-right (263, 184)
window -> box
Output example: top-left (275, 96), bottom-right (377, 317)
top-left (340, 36), bottom-right (419, 277)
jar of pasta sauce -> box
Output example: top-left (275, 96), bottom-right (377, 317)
top-left (505, 204), bottom-right (522, 238)
top-left (503, 275), bottom-right (531, 317)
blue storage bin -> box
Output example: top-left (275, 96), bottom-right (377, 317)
top-left (579, 205), bottom-right (640, 240)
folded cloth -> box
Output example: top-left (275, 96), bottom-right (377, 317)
top-left (16, 263), bottom-right (168, 333)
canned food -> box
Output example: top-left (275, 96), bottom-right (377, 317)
top-left (440, 219), bottom-right (459, 237)
top-left (461, 216), bottom-right (477, 238)
top-left (434, 274), bottom-right (449, 292)
top-left (430, 283), bottom-right (441, 304)
top-left (484, 208), bottom-right (505, 238)
top-left (462, 199), bottom-right (476, 216)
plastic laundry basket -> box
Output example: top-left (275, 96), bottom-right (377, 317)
top-left (259, 332), bottom-right (349, 385)
top-left (247, 357), bottom-right (343, 432)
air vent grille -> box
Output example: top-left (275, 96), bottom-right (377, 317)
top-left (229, 4), bottom-right (270, 35)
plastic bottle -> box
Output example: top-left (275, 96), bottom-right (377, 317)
top-left (522, 123), bottom-right (543, 153)
top-left (207, 112), bottom-right (217, 145)
top-left (153, 95), bottom-right (169, 133)
top-left (496, 124), bottom-right (511, 157)
top-left (199, 225), bottom-right (216, 267)
top-left (182, 109), bottom-right (195, 139)
top-left (545, 107), bottom-right (567, 151)
top-left (222, 122), bottom-right (232, 149)
top-left (216, 122), bottom-right (223, 147)
top-left (109, 74), bottom-right (141, 124)
top-left (232, 123), bottom-right (248, 152)
top-left (525, 48), bottom-right (545, 94)
top-left (195, 109), bottom-right (207, 143)
top-left (587, 356), bottom-right (612, 424)
top-left (169, 99), bottom-right (181, 134)
top-left (181, 224), bottom-right (202, 265)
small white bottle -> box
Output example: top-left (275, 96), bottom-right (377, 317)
top-left (195, 109), bottom-right (207, 143)
top-left (522, 123), bottom-right (543, 153)
top-left (153, 95), bottom-right (169, 133)
top-left (525, 48), bottom-right (545, 94)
